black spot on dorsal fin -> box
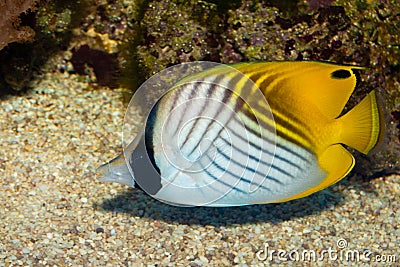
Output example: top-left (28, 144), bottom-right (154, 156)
top-left (331, 69), bottom-right (352, 79)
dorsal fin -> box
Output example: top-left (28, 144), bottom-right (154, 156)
top-left (291, 62), bottom-right (363, 119)
top-left (235, 61), bottom-right (363, 119)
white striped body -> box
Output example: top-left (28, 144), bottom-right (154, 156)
top-left (149, 65), bottom-right (326, 206)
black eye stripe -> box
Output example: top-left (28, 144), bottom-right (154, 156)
top-left (331, 69), bottom-right (352, 79)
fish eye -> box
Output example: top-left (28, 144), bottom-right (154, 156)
top-left (331, 69), bottom-right (352, 79)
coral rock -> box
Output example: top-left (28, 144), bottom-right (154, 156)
top-left (0, 0), bottom-right (38, 51)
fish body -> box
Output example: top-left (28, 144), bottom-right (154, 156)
top-left (98, 61), bottom-right (384, 207)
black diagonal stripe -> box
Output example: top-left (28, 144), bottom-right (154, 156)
top-left (236, 103), bottom-right (277, 138)
top-left (230, 115), bottom-right (311, 165)
top-left (220, 133), bottom-right (303, 174)
top-left (274, 121), bottom-right (312, 150)
top-left (170, 82), bottom-right (203, 136)
top-left (271, 103), bottom-right (313, 134)
top-left (201, 164), bottom-right (247, 194)
top-left (215, 145), bottom-right (284, 185)
top-left (255, 72), bottom-right (284, 94)
top-left (221, 68), bottom-right (313, 149)
top-left (167, 80), bottom-right (194, 115)
top-left (264, 82), bottom-right (314, 141)
top-left (234, 65), bottom-right (315, 159)
top-left (182, 89), bottom-right (309, 173)
top-left (244, 68), bottom-right (279, 85)
top-left (237, 103), bottom-right (312, 151)
top-left (219, 135), bottom-right (296, 178)
top-left (185, 72), bottom-right (245, 156)
top-left (233, 97), bottom-right (264, 138)
top-left (253, 68), bottom-right (316, 143)
top-left (240, 102), bottom-right (314, 152)
top-left (180, 74), bottom-right (228, 148)
top-left (234, 85), bottom-right (314, 150)
top-left (204, 152), bottom-right (272, 192)
top-left (179, 83), bottom-right (218, 148)
top-left (180, 69), bottom-right (312, 171)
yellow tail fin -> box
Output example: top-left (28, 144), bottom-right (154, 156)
top-left (338, 90), bottom-right (384, 154)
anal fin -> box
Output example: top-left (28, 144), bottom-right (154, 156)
top-left (281, 144), bottom-right (355, 201)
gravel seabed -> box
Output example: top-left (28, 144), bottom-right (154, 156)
top-left (0, 70), bottom-right (398, 267)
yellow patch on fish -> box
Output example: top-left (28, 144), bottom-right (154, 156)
top-left (232, 62), bottom-right (384, 202)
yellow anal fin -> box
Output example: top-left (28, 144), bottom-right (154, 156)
top-left (315, 144), bottom-right (355, 192)
top-left (280, 144), bottom-right (354, 202)
top-left (338, 90), bottom-right (384, 154)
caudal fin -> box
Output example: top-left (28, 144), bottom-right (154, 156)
top-left (338, 90), bottom-right (384, 154)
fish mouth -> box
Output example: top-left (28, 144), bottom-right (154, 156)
top-left (96, 154), bottom-right (134, 187)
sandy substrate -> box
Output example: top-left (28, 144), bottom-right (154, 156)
top-left (0, 70), bottom-right (398, 266)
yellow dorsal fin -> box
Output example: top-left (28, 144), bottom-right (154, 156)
top-left (285, 62), bottom-right (363, 119)
top-left (279, 144), bottom-right (354, 202)
top-left (234, 61), bottom-right (363, 119)
top-left (338, 90), bottom-right (384, 154)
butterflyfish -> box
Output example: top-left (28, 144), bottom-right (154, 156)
top-left (97, 61), bottom-right (384, 207)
